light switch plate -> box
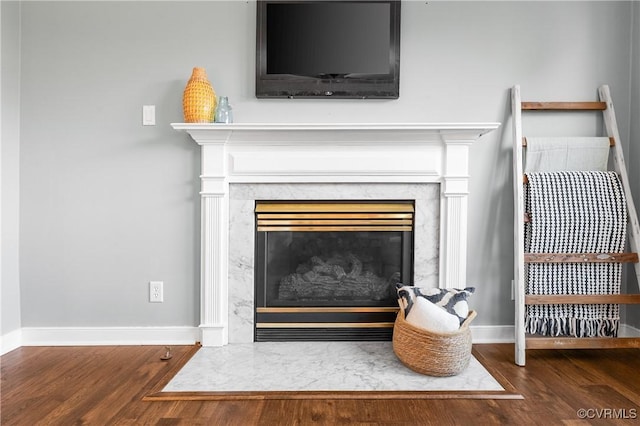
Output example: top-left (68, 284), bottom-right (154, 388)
top-left (143, 105), bottom-right (156, 126)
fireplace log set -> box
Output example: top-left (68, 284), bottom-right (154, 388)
top-left (279, 254), bottom-right (399, 301)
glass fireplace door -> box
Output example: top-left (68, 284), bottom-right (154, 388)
top-left (254, 201), bottom-right (414, 341)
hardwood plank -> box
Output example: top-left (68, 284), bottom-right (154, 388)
top-left (561, 348), bottom-right (640, 403)
top-left (514, 350), bottom-right (627, 421)
top-left (521, 101), bottom-right (607, 110)
top-left (526, 337), bottom-right (640, 349)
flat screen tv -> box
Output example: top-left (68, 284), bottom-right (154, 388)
top-left (256, 0), bottom-right (401, 99)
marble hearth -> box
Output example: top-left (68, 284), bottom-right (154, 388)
top-left (172, 123), bottom-right (500, 346)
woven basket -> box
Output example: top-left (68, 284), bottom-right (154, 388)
top-left (393, 307), bottom-right (477, 377)
top-left (183, 67), bottom-right (216, 123)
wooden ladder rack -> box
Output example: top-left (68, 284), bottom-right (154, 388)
top-left (512, 85), bottom-right (640, 366)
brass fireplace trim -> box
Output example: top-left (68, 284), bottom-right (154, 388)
top-left (255, 322), bottom-right (395, 328)
top-left (255, 202), bottom-right (415, 213)
top-left (256, 307), bottom-right (399, 314)
top-left (258, 219), bottom-right (413, 225)
top-left (257, 225), bottom-right (412, 232)
top-left (256, 202), bottom-right (414, 232)
top-left (257, 213), bottom-right (413, 219)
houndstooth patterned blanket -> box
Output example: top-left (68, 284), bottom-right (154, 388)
top-left (524, 171), bottom-right (627, 337)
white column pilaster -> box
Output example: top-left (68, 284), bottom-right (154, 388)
top-left (440, 139), bottom-right (472, 289)
top-left (199, 143), bottom-right (229, 346)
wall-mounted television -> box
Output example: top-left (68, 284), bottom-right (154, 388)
top-left (255, 0), bottom-right (401, 99)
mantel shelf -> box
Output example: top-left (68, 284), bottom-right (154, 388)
top-left (171, 122), bottom-right (500, 131)
top-left (171, 122), bottom-right (501, 145)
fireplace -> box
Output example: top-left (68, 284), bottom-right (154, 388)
top-left (254, 201), bottom-right (414, 341)
top-left (171, 122), bottom-right (499, 346)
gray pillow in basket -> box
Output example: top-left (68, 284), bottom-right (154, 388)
top-left (396, 283), bottom-right (475, 325)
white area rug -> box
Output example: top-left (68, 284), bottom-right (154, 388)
top-left (162, 341), bottom-right (505, 393)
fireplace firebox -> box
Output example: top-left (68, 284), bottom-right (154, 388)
top-left (254, 201), bottom-right (414, 341)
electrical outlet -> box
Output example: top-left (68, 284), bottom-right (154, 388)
top-left (150, 281), bottom-right (164, 303)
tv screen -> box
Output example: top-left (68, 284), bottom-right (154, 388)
top-left (256, 0), bottom-right (401, 99)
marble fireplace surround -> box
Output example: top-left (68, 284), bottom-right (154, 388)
top-left (172, 123), bottom-right (500, 346)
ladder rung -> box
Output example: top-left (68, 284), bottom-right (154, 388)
top-left (525, 294), bottom-right (640, 305)
top-left (522, 136), bottom-right (615, 147)
top-left (521, 101), bottom-right (607, 111)
top-left (524, 253), bottom-right (639, 263)
top-left (525, 337), bottom-right (640, 350)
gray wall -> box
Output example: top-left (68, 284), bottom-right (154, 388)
top-left (10, 1), bottom-right (638, 330)
top-left (1, 1), bottom-right (22, 336)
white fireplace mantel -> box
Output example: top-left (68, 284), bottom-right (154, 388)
top-left (172, 122), bottom-right (500, 346)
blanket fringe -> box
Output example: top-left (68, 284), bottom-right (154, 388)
top-left (525, 315), bottom-right (619, 338)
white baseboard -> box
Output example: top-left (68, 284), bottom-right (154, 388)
top-left (4, 324), bottom-right (636, 353)
top-left (2, 325), bottom-right (511, 351)
top-left (18, 326), bottom-right (200, 348)
top-left (619, 324), bottom-right (640, 337)
top-left (1, 328), bottom-right (23, 355)
top-left (470, 325), bottom-right (515, 343)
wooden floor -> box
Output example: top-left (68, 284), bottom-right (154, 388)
top-left (1, 344), bottom-right (639, 425)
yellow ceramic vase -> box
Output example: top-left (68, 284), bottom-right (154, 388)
top-left (182, 67), bottom-right (217, 123)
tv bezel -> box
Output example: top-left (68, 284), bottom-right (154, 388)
top-left (255, 0), bottom-right (401, 99)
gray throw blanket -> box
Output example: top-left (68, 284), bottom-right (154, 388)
top-left (524, 171), bottom-right (627, 337)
